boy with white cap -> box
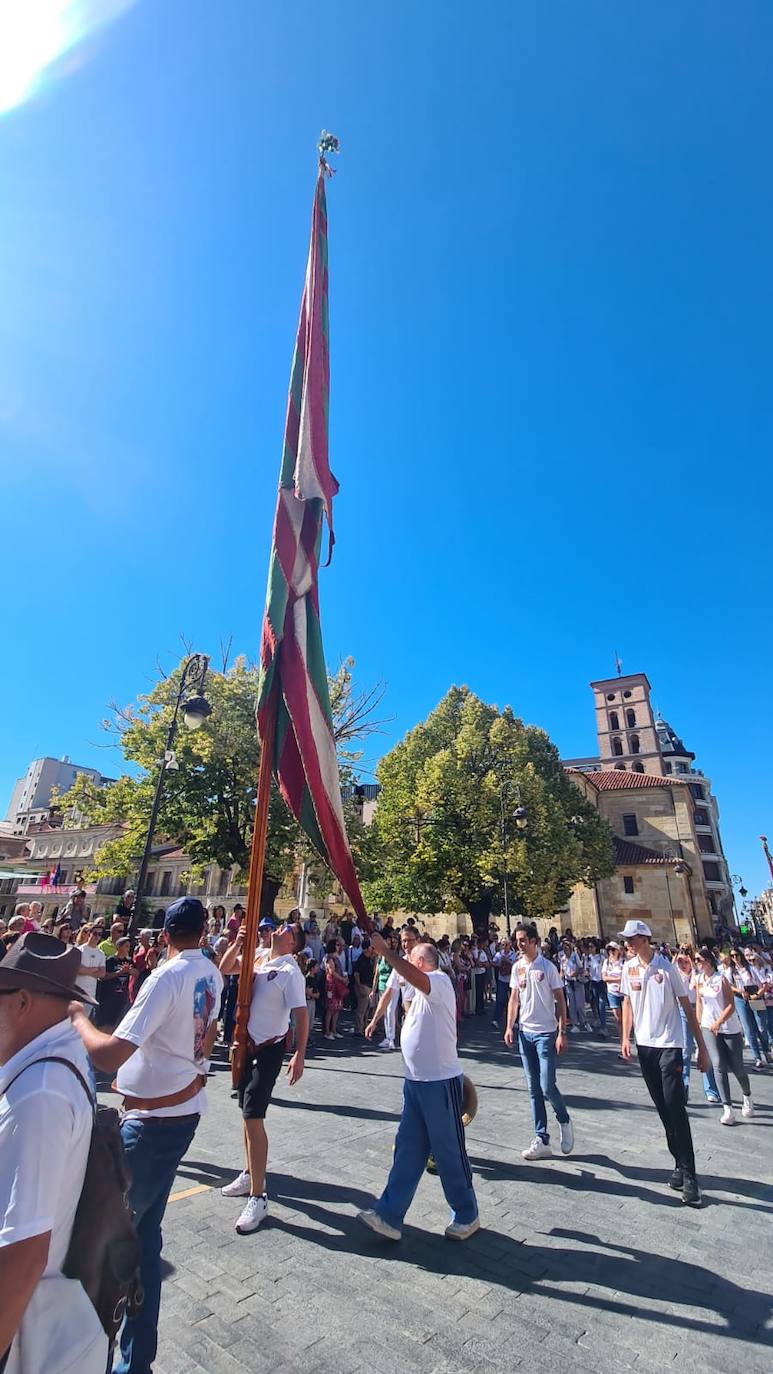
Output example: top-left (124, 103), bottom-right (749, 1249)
top-left (619, 919), bottom-right (709, 1207)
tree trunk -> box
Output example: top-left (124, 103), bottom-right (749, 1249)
top-left (261, 873), bottom-right (281, 921)
top-left (468, 893), bottom-right (493, 940)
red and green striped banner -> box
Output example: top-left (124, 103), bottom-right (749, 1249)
top-left (257, 161), bottom-right (367, 922)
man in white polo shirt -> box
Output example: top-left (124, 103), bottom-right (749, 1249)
top-left (505, 922), bottom-right (574, 1160)
top-left (358, 935), bottom-right (479, 1242)
top-left (619, 919), bottom-right (709, 1207)
top-left (219, 920), bottom-right (308, 1235)
top-left (70, 896), bottom-right (223, 1374)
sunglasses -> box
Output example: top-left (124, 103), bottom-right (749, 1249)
top-left (0, 987), bottom-right (20, 996)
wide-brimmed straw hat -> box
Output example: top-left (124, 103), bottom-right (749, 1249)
top-left (0, 931), bottom-right (97, 1004)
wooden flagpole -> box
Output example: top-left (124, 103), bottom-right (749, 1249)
top-left (231, 687), bottom-right (278, 1088)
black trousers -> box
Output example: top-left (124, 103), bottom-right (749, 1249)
top-left (637, 1045), bottom-right (696, 1175)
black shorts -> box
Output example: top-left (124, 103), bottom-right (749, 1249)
top-left (238, 1038), bottom-right (286, 1120)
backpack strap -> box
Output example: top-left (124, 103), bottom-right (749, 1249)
top-left (3, 1056), bottom-right (96, 1120)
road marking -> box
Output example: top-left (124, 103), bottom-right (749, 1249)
top-left (168, 1184), bottom-right (211, 1203)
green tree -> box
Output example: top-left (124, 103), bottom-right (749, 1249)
top-left (363, 686), bottom-right (614, 934)
top-left (57, 654), bottom-right (383, 915)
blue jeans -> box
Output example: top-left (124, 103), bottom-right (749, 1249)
top-left (590, 980), bottom-right (608, 1029)
top-left (494, 979), bottom-right (510, 1024)
top-left (518, 1029), bottom-right (570, 1144)
top-left (734, 996), bottom-right (762, 1059)
top-left (115, 1114), bottom-right (200, 1374)
top-left (376, 1077), bottom-right (478, 1229)
top-left (679, 1006), bottom-right (720, 1100)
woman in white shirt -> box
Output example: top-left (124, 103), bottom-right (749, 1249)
top-left (674, 946), bottom-right (721, 1105)
top-left (694, 946), bottom-right (753, 1125)
top-left (601, 942), bottom-right (625, 1049)
top-left (729, 947), bottom-right (768, 1069)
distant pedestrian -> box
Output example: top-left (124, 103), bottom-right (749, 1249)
top-left (694, 946), bottom-right (754, 1125)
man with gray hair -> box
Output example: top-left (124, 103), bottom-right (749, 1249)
top-left (360, 936), bottom-right (479, 1242)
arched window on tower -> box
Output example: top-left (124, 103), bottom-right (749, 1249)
top-left (626, 708), bottom-right (636, 728)
top-left (609, 711), bottom-right (620, 731)
top-left (630, 734), bottom-right (640, 755)
top-left (632, 761), bottom-right (645, 773)
top-left (612, 737), bottom-right (623, 756)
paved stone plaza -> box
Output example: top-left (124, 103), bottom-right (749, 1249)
top-left (113, 1017), bottom-right (773, 1374)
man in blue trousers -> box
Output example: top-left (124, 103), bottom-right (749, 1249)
top-left (360, 934), bottom-right (479, 1241)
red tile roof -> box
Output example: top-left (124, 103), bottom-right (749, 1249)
top-left (613, 836), bottom-right (679, 867)
top-left (566, 769), bottom-right (689, 792)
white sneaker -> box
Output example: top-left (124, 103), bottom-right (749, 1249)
top-left (753, 1058), bottom-right (765, 1071)
top-left (559, 1120), bottom-right (574, 1155)
top-left (445, 1216), bottom-right (481, 1241)
top-left (720, 1106), bottom-right (736, 1126)
top-left (521, 1137), bottom-right (552, 1160)
top-left (235, 1194), bottom-right (268, 1234)
top-left (357, 1208), bottom-right (401, 1241)
top-left (742, 1096), bottom-right (755, 1118)
top-left (221, 1169), bottom-right (250, 1197)
top-left (379, 1040), bottom-right (395, 1051)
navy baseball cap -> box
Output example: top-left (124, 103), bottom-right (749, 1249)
top-left (164, 897), bottom-right (207, 935)
top-left (258, 917), bottom-right (276, 930)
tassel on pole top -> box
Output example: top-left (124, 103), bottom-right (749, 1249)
top-left (318, 129), bottom-right (340, 176)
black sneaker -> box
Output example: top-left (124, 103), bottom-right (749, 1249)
top-left (682, 1174), bottom-right (702, 1207)
top-left (668, 1167), bottom-right (683, 1192)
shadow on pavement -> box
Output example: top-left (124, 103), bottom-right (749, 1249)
top-left (264, 1174), bottom-right (771, 1346)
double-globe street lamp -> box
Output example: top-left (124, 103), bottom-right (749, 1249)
top-left (128, 653), bottom-right (212, 942)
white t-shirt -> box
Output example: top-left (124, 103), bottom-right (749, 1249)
top-left (589, 954), bottom-right (604, 981)
top-left (400, 970), bottom-right (461, 1083)
top-left (387, 967), bottom-right (415, 1004)
top-left (602, 957), bottom-right (623, 988)
top-left (674, 964), bottom-right (696, 1005)
top-left (620, 953), bottom-right (685, 1048)
top-left (0, 1020), bottom-right (93, 1273)
top-left (696, 970), bottom-right (742, 1035)
top-left (510, 954), bottom-right (564, 1034)
top-left (247, 954), bottom-right (306, 1045)
top-left (115, 948), bottom-right (223, 1118)
top-left (75, 943), bottom-right (106, 997)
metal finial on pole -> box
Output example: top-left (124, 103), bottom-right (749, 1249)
top-left (318, 130), bottom-right (340, 175)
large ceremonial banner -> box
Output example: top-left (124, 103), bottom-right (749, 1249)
top-left (233, 137), bottom-right (367, 1083)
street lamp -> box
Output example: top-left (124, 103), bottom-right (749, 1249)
top-left (128, 653), bottom-right (212, 942)
top-left (498, 783), bottom-right (528, 936)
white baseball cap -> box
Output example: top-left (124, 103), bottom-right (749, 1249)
top-left (617, 919), bottom-right (652, 940)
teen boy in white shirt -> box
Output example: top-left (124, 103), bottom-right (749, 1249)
top-left (619, 919), bottom-right (708, 1207)
top-left (219, 920), bottom-right (308, 1235)
top-left (505, 922), bottom-right (574, 1160)
top-left (359, 936), bottom-right (479, 1242)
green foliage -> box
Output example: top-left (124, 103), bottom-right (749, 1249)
top-left (57, 655), bottom-right (380, 891)
top-left (363, 686), bottom-right (614, 928)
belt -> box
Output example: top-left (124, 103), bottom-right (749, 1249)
top-left (247, 1034), bottom-right (285, 1056)
top-left (123, 1112), bottom-right (200, 1125)
top-left (117, 1073), bottom-right (207, 1113)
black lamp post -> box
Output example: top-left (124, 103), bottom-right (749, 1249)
top-left (128, 653), bottom-right (212, 942)
top-left (498, 783), bottom-right (528, 936)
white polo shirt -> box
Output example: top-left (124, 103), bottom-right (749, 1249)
top-left (0, 1019), bottom-right (93, 1273)
top-left (620, 953), bottom-right (685, 1048)
top-left (510, 954), bottom-right (564, 1034)
top-left (247, 954), bottom-right (306, 1045)
top-left (400, 970), bottom-right (461, 1082)
top-left (115, 948), bottom-right (223, 1118)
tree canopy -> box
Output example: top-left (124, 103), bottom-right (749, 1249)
top-left (57, 654), bottom-right (382, 907)
top-left (362, 686), bottom-right (614, 931)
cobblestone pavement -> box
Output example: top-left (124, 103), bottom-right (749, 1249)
top-left (107, 1011), bottom-right (773, 1374)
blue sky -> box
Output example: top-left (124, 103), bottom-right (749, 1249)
top-left (2, 3), bottom-right (772, 895)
